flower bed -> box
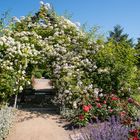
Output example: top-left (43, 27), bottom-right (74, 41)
top-left (70, 116), bottom-right (140, 140)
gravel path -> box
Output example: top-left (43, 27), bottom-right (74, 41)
top-left (6, 109), bottom-right (71, 140)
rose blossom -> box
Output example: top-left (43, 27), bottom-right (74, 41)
top-left (97, 103), bottom-right (102, 108)
top-left (111, 96), bottom-right (118, 101)
top-left (83, 105), bottom-right (90, 112)
top-left (79, 115), bottom-right (84, 120)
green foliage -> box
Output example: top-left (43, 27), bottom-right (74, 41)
top-left (135, 38), bottom-right (140, 67)
top-left (34, 71), bottom-right (42, 78)
top-left (127, 103), bottom-right (140, 119)
top-left (95, 41), bottom-right (138, 97)
top-left (0, 71), bottom-right (16, 105)
top-left (132, 94), bottom-right (140, 104)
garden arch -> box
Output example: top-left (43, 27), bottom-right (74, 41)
top-left (0, 5), bottom-right (98, 108)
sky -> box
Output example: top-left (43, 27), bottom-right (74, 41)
top-left (0, 0), bottom-right (139, 42)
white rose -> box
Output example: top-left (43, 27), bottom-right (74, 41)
top-left (99, 93), bottom-right (103, 97)
top-left (19, 86), bottom-right (23, 91)
top-left (73, 101), bottom-right (77, 109)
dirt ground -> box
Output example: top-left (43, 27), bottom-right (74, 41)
top-left (6, 109), bottom-right (72, 140)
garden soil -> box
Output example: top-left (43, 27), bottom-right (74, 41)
top-left (6, 109), bottom-right (72, 140)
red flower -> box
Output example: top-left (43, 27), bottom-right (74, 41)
top-left (88, 104), bottom-right (92, 109)
top-left (133, 137), bottom-right (139, 140)
top-left (83, 105), bottom-right (90, 112)
top-left (111, 96), bottom-right (118, 101)
top-left (79, 115), bottom-right (84, 120)
top-left (130, 129), bottom-right (139, 136)
top-left (97, 103), bottom-right (102, 108)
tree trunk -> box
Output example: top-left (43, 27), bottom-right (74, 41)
top-left (14, 95), bottom-right (18, 108)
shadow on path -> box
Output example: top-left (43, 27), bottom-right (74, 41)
top-left (7, 109), bottom-right (72, 140)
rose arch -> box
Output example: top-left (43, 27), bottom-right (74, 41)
top-left (0, 3), bottom-right (99, 112)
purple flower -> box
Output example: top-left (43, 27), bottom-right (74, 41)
top-left (71, 116), bottom-right (140, 140)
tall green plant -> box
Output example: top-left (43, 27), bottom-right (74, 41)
top-left (95, 40), bottom-right (138, 97)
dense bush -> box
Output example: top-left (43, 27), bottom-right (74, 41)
top-left (71, 41), bottom-right (138, 125)
top-left (0, 107), bottom-right (14, 140)
top-left (0, 71), bottom-right (17, 105)
top-left (95, 41), bottom-right (137, 97)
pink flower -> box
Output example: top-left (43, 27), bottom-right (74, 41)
top-left (109, 109), bottom-right (113, 113)
top-left (103, 100), bottom-right (107, 104)
top-left (120, 111), bottom-right (126, 117)
top-left (97, 103), bottom-right (102, 108)
top-left (96, 98), bottom-right (100, 101)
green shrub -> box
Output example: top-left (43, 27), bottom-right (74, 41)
top-left (34, 71), bottom-right (42, 78)
top-left (94, 41), bottom-right (138, 98)
top-left (0, 72), bottom-right (17, 105)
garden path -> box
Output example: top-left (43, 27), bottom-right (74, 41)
top-left (6, 109), bottom-right (71, 140)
